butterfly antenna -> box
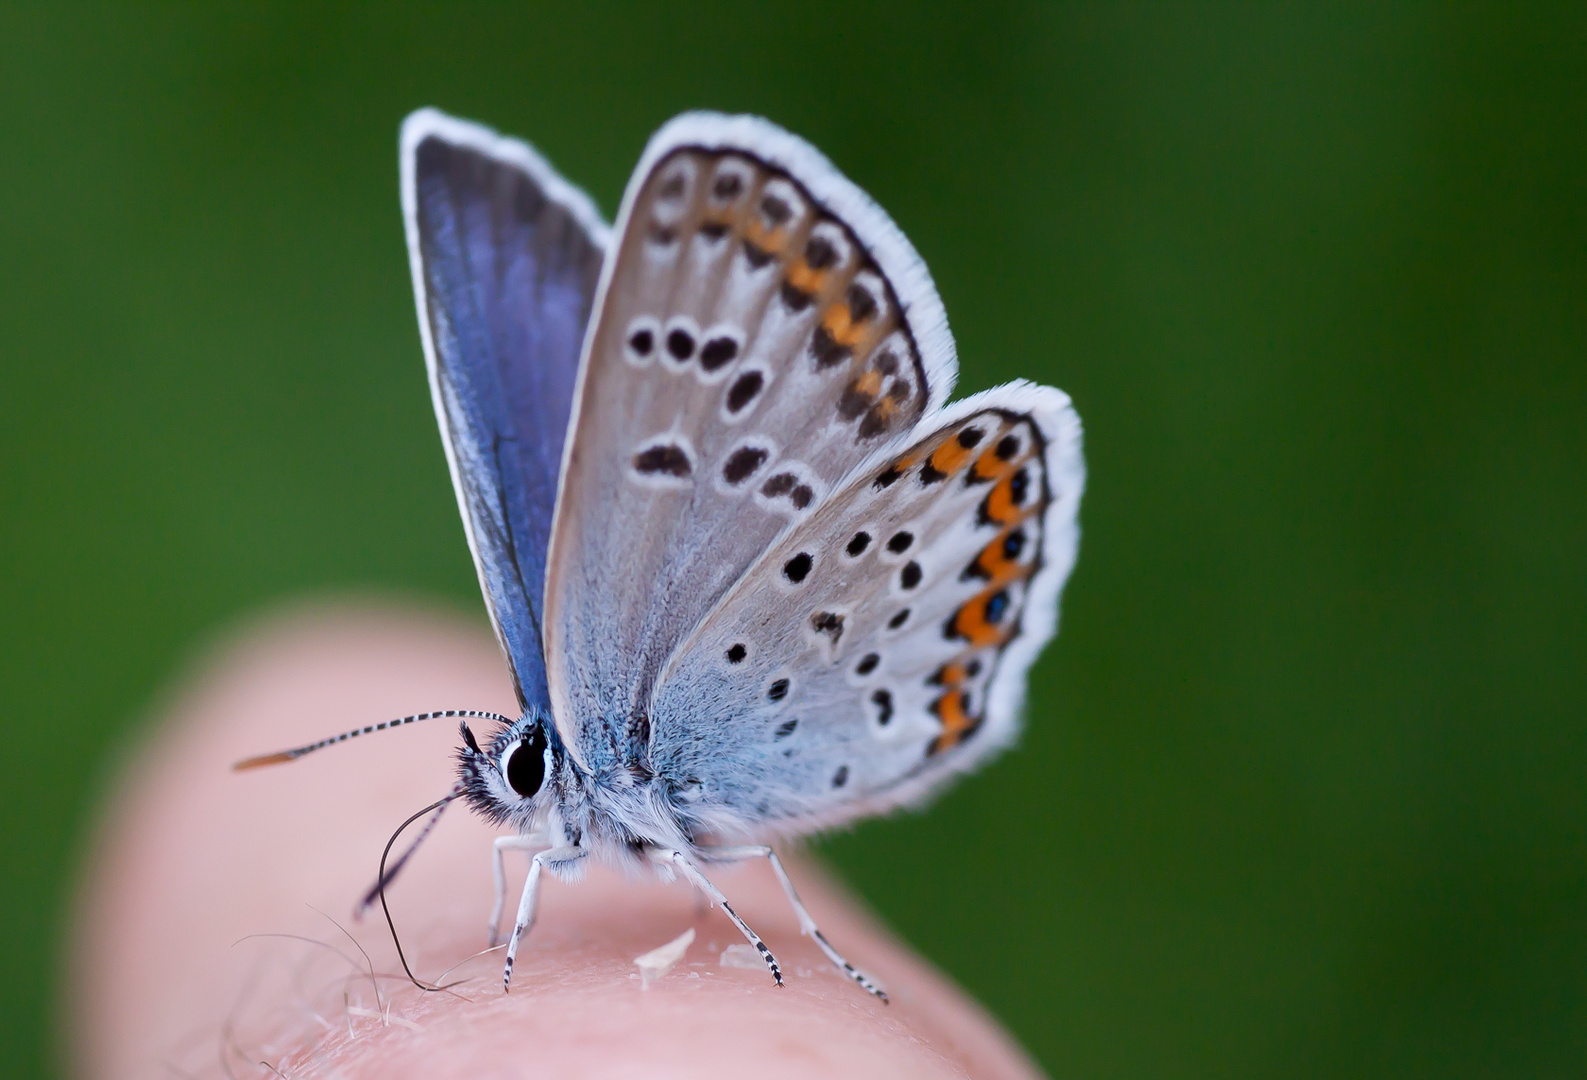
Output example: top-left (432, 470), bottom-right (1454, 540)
top-left (231, 710), bottom-right (513, 770)
top-left (378, 789), bottom-right (465, 992)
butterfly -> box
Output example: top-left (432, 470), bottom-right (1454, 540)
top-left (238, 108), bottom-right (1085, 1001)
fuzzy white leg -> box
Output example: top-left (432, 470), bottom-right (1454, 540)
top-left (648, 846), bottom-right (783, 988)
top-left (502, 845), bottom-right (583, 991)
top-left (700, 844), bottom-right (888, 1002)
top-left (488, 832), bottom-right (547, 948)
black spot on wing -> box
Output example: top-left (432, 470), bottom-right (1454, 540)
top-left (633, 444), bottom-right (691, 477)
top-left (666, 328), bottom-right (695, 361)
top-left (700, 336), bottom-right (739, 370)
top-left (760, 194), bottom-right (792, 225)
top-left (804, 235), bottom-right (837, 268)
top-left (810, 610), bottom-right (844, 645)
top-left (727, 371), bottom-right (765, 413)
top-left (845, 283), bottom-right (877, 322)
top-left (780, 281), bottom-right (814, 312)
top-left (722, 445), bottom-right (768, 484)
top-left (812, 326), bottom-right (851, 369)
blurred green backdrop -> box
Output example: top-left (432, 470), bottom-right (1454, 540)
top-left (3, 3), bottom-right (1585, 1077)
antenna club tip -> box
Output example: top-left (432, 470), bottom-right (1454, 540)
top-left (232, 751), bottom-right (298, 771)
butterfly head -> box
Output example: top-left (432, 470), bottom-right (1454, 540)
top-left (456, 709), bottom-right (563, 829)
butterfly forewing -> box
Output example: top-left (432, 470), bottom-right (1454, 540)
top-left (402, 111), bottom-right (608, 710)
top-left (650, 384), bottom-right (1083, 831)
top-left (544, 114), bottom-right (957, 766)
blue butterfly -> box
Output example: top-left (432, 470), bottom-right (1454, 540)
top-left (240, 108), bottom-right (1085, 1001)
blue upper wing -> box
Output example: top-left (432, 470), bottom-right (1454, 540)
top-left (401, 109), bottom-right (609, 710)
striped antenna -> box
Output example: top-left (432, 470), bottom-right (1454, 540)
top-left (232, 710), bottom-right (514, 771)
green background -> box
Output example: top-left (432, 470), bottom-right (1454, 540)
top-left (3, 4), bottom-right (1584, 1077)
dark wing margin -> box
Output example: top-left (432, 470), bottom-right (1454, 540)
top-left (401, 108), bottom-right (609, 709)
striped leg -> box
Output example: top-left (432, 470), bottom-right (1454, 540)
top-left (701, 845), bottom-right (888, 1003)
top-left (488, 831), bottom-right (548, 948)
top-left (649, 847), bottom-right (783, 988)
top-left (503, 845), bottom-right (584, 991)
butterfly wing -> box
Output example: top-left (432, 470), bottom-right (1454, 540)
top-left (652, 383), bottom-right (1083, 834)
top-left (543, 113), bottom-right (956, 767)
top-left (402, 109), bottom-right (609, 710)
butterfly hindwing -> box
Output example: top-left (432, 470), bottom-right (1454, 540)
top-left (650, 382), bottom-right (1083, 832)
top-left (402, 110), bottom-right (609, 710)
top-left (544, 113), bottom-right (957, 766)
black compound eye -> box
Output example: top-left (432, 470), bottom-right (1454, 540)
top-left (502, 726), bottom-right (549, 799)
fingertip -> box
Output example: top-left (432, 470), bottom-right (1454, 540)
top-left (68, 601), bottom-right (1044, 1080)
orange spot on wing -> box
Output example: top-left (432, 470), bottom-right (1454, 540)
top-left (785, 259), bottom-right (829, 295)
top-left (949, 592), bottom-right (1007, 649)
top-left (886, 448), bottom-right (922, 473)
top-left (965, 522), bottom-right (1037, 587)
top-left (968, 446), bottom-right (1005, 484)
top-left (929, 689), bottom-right (980, 755)
top-left (934, 661), bottom-right (968, 685)
top-left (982, 476), bottom-right (1020, 526)
top-left (821, 302), bottom-right (866, 347)
top-left (929, 438), bottom-right (975, 478)
top-left (741, 219), bottom-right (787, 255)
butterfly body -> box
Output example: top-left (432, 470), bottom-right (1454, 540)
top-left (244, 107), bottom-right (1083, 999)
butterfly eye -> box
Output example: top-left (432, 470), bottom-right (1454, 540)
top-left (500, 726), bottom-right (549, 799)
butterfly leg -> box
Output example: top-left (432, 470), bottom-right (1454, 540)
top-left (488, 830), bottom-right (548, 948)
top-left (502, 844), bottom-right (584, 992)
top-left (701, 845), bottom-right (889, 1003)
top-left (648, 847), bottom-right (783, 988)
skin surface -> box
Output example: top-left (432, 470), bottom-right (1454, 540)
top-left (67, 602), bottom-right (1045, 1079)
